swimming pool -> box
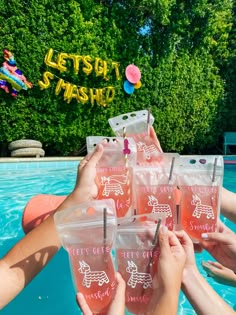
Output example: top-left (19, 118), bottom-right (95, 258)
top-left (0, 159), bottom-right (235, 315)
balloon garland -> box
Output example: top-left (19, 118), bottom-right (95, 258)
top-left (39, 49), bottom-right (142, 105)
top-left (0, 49), bottom-right (33, 97)
top-left (39, 48), bottom-right (120, 106)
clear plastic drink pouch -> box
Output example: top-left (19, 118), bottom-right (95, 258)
top-left (86, 136), bottom-right (137, 217)
top-left (108, 110), bottom-right (161, 164)
top-left (116, 214), bottom-right (166, 315)
top-left (86, 136), bottom-right (137, 167)
top-left (54, 199), bottom-right (117, 314)
top-left (108, 109), bottom-right (154, 136)
top-left (133, 153), bottom-right (179, 231)
top-left (177, 155), bottom-right (224, 242)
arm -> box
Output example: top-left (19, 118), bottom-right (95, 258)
top-left (175, 230), bottom-right (235, 315)
top-left (221, 187), bottom-right (236, 223)
top-left (0, 144), bottom-right (103, 309)
top-left (200, 220), bottom-right (236, 272)
top-left (202, 261), bottom-right (236, 287)
top-left (151, 227), bottom-right (186, 315)
top-left (182, 265), bottom-right (235, 315)
top-left (0, 215), bottom-right (60, 309)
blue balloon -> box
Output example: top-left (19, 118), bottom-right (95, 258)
top-left (124, 80), bottom-right (135, 94)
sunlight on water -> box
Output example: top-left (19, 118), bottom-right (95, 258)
top-left (0, 161), bottom-right (235, 315)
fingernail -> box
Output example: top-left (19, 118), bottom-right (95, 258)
top-left (161, 226), bottom-right (168, 234)
top-left (96, 143), bottom-right (102, 151)
top-left (201, 233), bottom-right (209, 239)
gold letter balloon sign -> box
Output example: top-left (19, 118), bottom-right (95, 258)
top-left (38, 48), bottom-right (121, 106)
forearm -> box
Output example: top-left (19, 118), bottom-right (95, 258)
top-left (55, 190), bottom-right (91, 211)
top-left (152, 291), bottom-right (179, 315)
top-left (0, 259), bottom-right (24, 310)
top-left (149, 281), bottom-right (180, 315)
top-left (221, 187), bottom-right (236, 223)
top-left (0, 189), bottom-right (89, 309)
top-left (0, 216), bottom-right (60, 309)
top-left (214, 272), bottom-right (236, 287)
top-left (182, 267), bottom-right (235, 315)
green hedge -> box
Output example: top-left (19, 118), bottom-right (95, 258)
top-left (0, 0), bottom-right (234, 156)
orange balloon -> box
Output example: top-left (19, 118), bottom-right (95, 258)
top-left (134, 80), bottom-right (142, 89)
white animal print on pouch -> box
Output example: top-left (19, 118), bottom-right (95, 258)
top-left (136, 142), bottom-right (159, 160)
top-left (148, 195), bottom-right (172, 218)
top-left (126, 261), bottom-right (152, 289)
top-left (191, 195), bottom-right (214, 219)
top-left (78, 261), bottom-right (109, 288)
top-left (101, 174), bottom-right (127, 197)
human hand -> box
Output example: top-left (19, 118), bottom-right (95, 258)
top-left (104, 272), bottom-right (126, 315)
top-left (157, 226), bottom-right (186, 291)
top-left (201, 260), bottom-right (236, 287)
top-left (174, 230), bottom-right (198, 280)
top-left (199, 220), bottom-right (236, 272)
top-left (76, 272), bottom-right (126, 315)
top-left (71, 144), bottom-right (104, 203)
top-left (150, 227), bottom-right (186, 315)
top-left (177, 230), bottom-right (236, 315)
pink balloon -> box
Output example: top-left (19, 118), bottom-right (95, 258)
top-left (125, 64), bottom-right (141, 84)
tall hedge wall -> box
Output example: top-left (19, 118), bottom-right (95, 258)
top-left (0, 0), bottom-right (234, 156)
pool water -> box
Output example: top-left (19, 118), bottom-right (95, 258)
top-left (0, 161), bottom-right (235, 315)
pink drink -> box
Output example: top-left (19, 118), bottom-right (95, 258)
top-left (68, 244), bottom-right (116, 314)
top-left (117, 248), bottom-right (160, 315)
top-left (96, 167), bottom-right (132, 218)
top-left (180, 185), bottom-right (219, 241)
top-left (131, 132), bottom-right (161, 165)
top-left (136, 184), bottom-right (175, 230)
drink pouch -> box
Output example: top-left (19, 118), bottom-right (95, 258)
top-left (86, 136), bottom-right (137, 218)
top-left (108, 109), bottom-right (154, 136)
top-left (86, 136), bottom-right (137, 167)
top-left (116, 214), bottom-right (165, 315)
top-left (176, 155), bottom-right (224, 242)
top-left (133, 153), bottom-right (179, 231)
top-left (108, 110), bottom-right (161, 164)
top-left (54, 199), bottom-right (117, 314)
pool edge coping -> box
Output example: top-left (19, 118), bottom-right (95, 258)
top-left (0, 156), bottom-right (84, 163)
top-left (0, 155), bottom-right (236, 164)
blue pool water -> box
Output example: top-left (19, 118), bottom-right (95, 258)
top-left (0, 160), bottom-right (235, 315)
